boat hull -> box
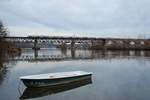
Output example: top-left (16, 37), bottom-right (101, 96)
top-left (21, 74), bottom-right (92, 87)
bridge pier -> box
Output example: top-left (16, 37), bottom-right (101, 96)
top-left (102, 39), bottom-right (107, 50)
top-left (32, 39), bottom-right (40, 50)
top-left (71, 40), bottom-right (75, 49)
top-left (60, 42), bottom-right (67, 56)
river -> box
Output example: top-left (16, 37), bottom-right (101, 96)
top-left (0, 49), bottom-right (150, 100)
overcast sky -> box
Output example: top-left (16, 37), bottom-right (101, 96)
top-left (0, 0), bottom-right (150, 38)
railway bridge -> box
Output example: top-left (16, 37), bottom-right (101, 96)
top-left (4, 36), bottom-right (150, 50)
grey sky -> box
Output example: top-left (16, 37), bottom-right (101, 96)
top-left (0, 0), bottom-right (150, 38)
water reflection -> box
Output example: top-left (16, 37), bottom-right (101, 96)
top-left (1, 48), bottom-right (150, 85)
top-left (20, 76), bottom-right (92, 99)
top-left (0, 39), bottom-right (9, 84)
top-left (0, 49), bottom-right (16, 84)
top-left (0, 40), bottom-right (19, 84)
top-left (8, 49), bottom-right (150, 62)
top-left (0, 48), bottom-right (150, 100)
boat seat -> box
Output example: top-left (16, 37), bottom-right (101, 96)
top-left (50, 74), bottom-right (57, 78)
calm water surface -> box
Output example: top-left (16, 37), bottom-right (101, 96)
top-left (0, 49), bottom-right (150, 100)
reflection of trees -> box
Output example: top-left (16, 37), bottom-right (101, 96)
top-left (0, 40), bottom-right (8, 84)
top-left (0, 47), bottom-right (8, 84)
top-left (0, 20), bottom-right (17, 84)
top-left (0, 20), bottom-right (8, 84)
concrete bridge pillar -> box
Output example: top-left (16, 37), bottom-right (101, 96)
top-left (71, 40), bottom-right (75, 49)
top-left (102, 39), bottom-right (107, 50)
top-left (33, 39), bottom-right (40, 50)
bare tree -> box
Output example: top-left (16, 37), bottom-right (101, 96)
top-left (0, 20), bottom-right (8, 37)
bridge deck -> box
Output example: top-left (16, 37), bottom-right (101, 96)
top-left (4, 36), bottom-right (150, 50)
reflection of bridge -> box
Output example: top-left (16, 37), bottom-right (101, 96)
top-left (4, 36), bottom-right (150, 50)
top-left (8, 50), bottom-right (150, 62)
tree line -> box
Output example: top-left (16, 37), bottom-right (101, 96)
top-left (0, 20), bottom-right (8, 37)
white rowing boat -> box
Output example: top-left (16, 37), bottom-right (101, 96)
top-left (20, 71), bottom-right (92, 87)
top-left (20, 76), bottom-right (92, 99)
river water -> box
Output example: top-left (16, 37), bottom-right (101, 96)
top-left (0, 49), bottom-right (150, 100)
